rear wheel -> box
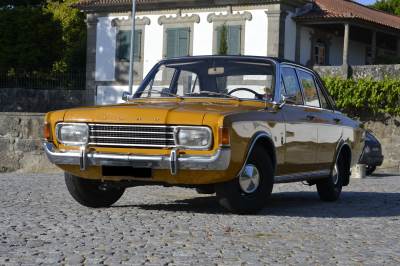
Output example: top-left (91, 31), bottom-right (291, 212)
top-left (215, 146), bottom-right (274, 214)
top-left (65, 172), bottom-right (125, 208)
top-left (316, 151), bottom-right (348, 201)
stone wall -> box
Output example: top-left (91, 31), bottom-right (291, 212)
top-left (0, 88), bottom-right (94, 113)
top-left (0, 112), bottom-right (398, 173)
top-left (0, 113), bottom-right (58, 173)
top-left (314, 64), bottom-right (400, 80)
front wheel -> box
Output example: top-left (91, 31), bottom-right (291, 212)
top-left (316, 152), bottom-right (348, 202)
top-left (215, 146), bottom-right (274, 214)
top-left (65, 173), bottom-right (125, 208)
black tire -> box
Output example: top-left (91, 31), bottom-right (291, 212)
top-left (316, 152), bottom-right (348, 202)
top-left (366, 165), bottom-right (376, 176)
top-left (65, 172), bottom-right (125, 208)
top-left (215, 146), bottom-right (274, 214)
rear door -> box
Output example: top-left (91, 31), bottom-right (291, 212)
top-left (280, 67), bottom-right (319, 175)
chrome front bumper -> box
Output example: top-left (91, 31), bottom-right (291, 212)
top-left (43, 142), bottom-right (231, 175)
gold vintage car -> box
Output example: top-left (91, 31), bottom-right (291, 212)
top-left (44, 56), bottom-right (364, 214)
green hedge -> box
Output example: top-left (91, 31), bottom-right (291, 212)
top-left (322, 77), bottom-right (400, 117)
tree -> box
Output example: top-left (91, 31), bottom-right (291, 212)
top-left (0, 7), bottom-right (64, 72)
top-left (218, 24), bottom-right (228, 55)
top-left (46, 0), bottom-right (86, 72)
top-left (372, 0), bottom-right (400, 16)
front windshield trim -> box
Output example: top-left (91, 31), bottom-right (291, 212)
top-left (134, 57), bottom-right (277, 102)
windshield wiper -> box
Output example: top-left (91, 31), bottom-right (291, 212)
top-left (185, 91), bottom-right (238, 99)
top-left (138, 89), bottom-right (183, 99)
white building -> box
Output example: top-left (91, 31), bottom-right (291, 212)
top-left (73, 0), bottom-right (400, 104)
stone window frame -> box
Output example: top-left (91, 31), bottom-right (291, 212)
top-left (158, 10), bottom-right (200, 59)
top-left (111, 17), bottom-right (150, 84)
top-left (207, 6), bottom-right (252, 55)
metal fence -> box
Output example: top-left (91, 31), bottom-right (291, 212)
top-left (0, 71), bottom-right (86, 90)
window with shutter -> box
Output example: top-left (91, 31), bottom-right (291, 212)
top-left (166, 27), bottom-right (190, 58)
top-left (116, 30), bottom-right (142, 61)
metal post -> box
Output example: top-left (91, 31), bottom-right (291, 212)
top-left (343, 23), bottom-right (350, 66)
top-left (128, 0), bottom-right (137, 95)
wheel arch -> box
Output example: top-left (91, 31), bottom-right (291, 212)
top-left (335, 141), bottom-right (352, 186)
top-left (240, 131), bottom-right (277, 175)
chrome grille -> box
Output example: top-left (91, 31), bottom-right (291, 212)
top-left (88, 124), bottom-right (176, 148)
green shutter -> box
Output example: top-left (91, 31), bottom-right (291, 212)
top-left (228, 25), bottom-right (241, 55)
top-left (166, 28), bottom-right (177, 58)
top-left (134, 30), bottom-right (142, 61)
top-left (215, 26), bottom-right (222, 55)
top-left (178, 28), bottom-right (189, 56)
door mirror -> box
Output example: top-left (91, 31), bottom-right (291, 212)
top-left (122, 91), bottom-right (132, 102)
top-left (279, 94), bottom-right (297, 108)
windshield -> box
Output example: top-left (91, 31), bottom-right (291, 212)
top-left (135, 58), bottom-right (275, 101)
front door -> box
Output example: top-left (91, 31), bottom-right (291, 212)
top-left (280, 67), bottom-right (319, 175)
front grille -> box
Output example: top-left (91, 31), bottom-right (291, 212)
top-left (88, 124), bottom-right (176, 148)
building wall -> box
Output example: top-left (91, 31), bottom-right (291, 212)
top-left (284, 11), bottom-right (296, 62)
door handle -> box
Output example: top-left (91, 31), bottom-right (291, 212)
top-left (306, 115), bottom-right (315, 121)
top-left (333, 118), bottom-right (341, 124)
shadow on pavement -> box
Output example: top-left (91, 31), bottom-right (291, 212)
top-left (113, 191), bottom-right (400, 218)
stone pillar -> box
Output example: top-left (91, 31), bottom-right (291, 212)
top-left (371, 30), bottom-right (377, 64)
top-left (265, 8), bottom-right (287, 58)
top-left (342, 23), bottom-right (350, 66)
top-left (295, 24), bottom-right (301, 63)
top-left (85, 14), bottom-right (98, 105)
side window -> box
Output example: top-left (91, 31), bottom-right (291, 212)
top-left (281, 67), bottom-right (303, 105)
top-left (316, 82), bottom-right (330, 109)
top-left (297, 70), bottom-right (320, 108)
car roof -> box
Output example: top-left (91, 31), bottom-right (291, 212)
top-left (158, 55), bottom-right (300, 66)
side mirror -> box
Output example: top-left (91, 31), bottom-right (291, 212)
top-left (122, 91), bottom-right (132, 102)
top-left (279, 94), bottom-right (297, 108)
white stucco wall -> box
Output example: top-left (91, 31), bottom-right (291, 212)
top-left (244, 9), bottom-right (268, 56)
top-left (284, 11), bottom-right (296, 61)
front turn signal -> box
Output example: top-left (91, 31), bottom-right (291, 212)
top-left (219, 127), bottom-right (230, 147)
top-left (44, 123), bottom-right (51, 140)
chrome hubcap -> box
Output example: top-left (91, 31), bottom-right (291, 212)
top-left (239, 164), bottom-right (260, 194)
top-left (332, 163), bottom-right (339, 185)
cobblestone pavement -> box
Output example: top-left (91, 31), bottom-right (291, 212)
top-left (0, 172), bottom-right (400, 265)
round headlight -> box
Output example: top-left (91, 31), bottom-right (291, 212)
top-left (56, 123), bottom-right (89, 146)
top-left (175, 127), bottom-right (212, 149)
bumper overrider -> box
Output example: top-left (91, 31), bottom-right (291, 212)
top-left (43, 142), bottom-right (231, 176)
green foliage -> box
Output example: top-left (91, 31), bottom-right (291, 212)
top-left (372, 0), bottom-right (400, 16)
top-left (218, 24), bottom-right (228, 55)
top-left (0, 0), bottom-right (86, 74)
top-left (46, 0), bottom-right (86, 72)
top-left (322, 77), bottom-right (400, 117)
top-left (0, 6), bottom-right (64, 72)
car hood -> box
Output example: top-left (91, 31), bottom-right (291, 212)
top-left (63, 99), bottom-right (266, 125)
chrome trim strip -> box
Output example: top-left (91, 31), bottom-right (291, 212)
top-left (43, 142), bottom-right (230, 172)
top-left (89, 124), bottom-right (176, 128)
top-left (91, 130), bottom-right (174, 134)
top-left (89, 136), bottom-right (175, 140)
top-left (274, 170), bottom-right (330, 184)
top-left (87, 143), bottom-right (176, 148)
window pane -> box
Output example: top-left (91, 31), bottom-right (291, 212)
top-left (316, 82), bottom-right (329, 109)
top-left (297, 70), bottom-right (320, 108)
top-left (281, 67), bottom-right (303, 105)
top-left (116, 30), bottom-right (142, 61)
